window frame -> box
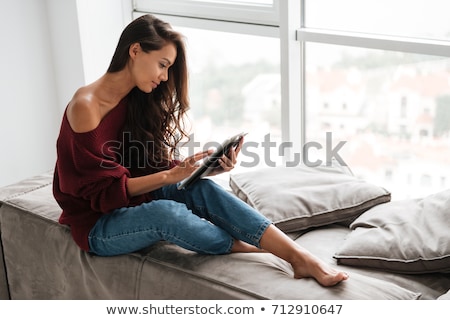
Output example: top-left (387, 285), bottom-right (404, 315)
top-left (132, 11), bottom-right (278, 38)
top-left (133, 0), bottom-right (280, 27)
top-left (296, 28), bottom-right (450, 58)
top-left (296, 0), bottom-right (450, 152)
top-left (132, 0), bottom-right (450, 158)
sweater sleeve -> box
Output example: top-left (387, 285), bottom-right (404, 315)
top-left (56, 129), bottom-right (131, 214)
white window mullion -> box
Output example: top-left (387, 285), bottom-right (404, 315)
top-left (279, 0), bottom-right (302, 162)
top-left (132, 11), bottom-right (278, 37)
top-left (297, 28), bottom-right (450, 58)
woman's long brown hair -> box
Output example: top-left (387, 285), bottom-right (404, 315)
top-left (107, 14), bottom-right (189, 175)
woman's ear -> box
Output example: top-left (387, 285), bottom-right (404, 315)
top-left (129, 43), bottom-right (141, 60)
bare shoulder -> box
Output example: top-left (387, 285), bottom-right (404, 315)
top-left (66, 87), bottom-right (101, 133)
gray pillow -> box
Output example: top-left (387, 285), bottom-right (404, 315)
top-left (438, 289), bottom-right (450, 300)
top-left (334, 189), bottom-right (450, 274)
top-left (229, 165), bottom-right (391, 233)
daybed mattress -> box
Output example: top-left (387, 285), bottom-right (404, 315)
top-left (0, 172), bottom-right (449, 300)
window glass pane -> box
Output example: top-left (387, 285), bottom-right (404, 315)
top-left (305, 0), bottom-right (450, 41)
top-left (305, 43), bottom-right (450, 200)
top-left (175, 26), bottom-right (281, 171)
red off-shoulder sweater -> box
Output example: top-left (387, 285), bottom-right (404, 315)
top-left (53, 99), bottom-right (153, 251)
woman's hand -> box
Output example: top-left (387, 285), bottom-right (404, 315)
top-left (167, 150), bottom-right (212, 183)
top-left (209, 136), bottom-right (244, 176)
top-left (127, 150), bottom-right (212, 197)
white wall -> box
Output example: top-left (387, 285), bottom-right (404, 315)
top-left (46, 0), bottom-right (86, 111)
top-left (0, 0), bottom-right (131, 187)
top-left (0, 0), bottom-right (62, 187)
top-left (76, 0), bottom-right (132, 83)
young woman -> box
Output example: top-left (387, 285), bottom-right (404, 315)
top-left (53, 14), bottom-right (348, 287)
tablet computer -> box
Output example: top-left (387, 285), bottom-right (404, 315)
top-left (177, 132), bottom-right (247, 190)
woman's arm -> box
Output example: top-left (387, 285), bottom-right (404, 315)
top-left (126, 150), bottom-right (212, 197)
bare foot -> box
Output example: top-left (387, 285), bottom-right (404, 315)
top-left (292, 251), bottom-right (349, 287)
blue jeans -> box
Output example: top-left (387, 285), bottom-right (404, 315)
top-left (88, 179), bottom-right (271, 256)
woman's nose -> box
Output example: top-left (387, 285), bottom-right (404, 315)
top-left (160, 70), bottom-right (169, 82)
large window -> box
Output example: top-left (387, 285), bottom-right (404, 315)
top-left (134, 1), bottom-right (282, 172)
top-left (134, 0), bottom-right (450, 199)
top-left (300, 1), bottom-right (450, 200)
